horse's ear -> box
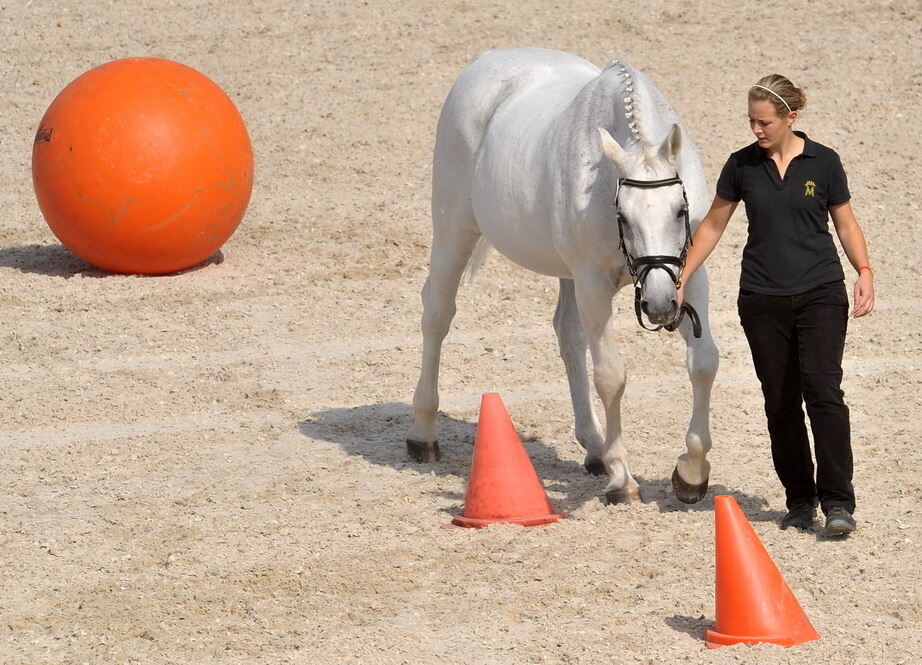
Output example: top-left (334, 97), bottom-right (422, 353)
top-left (660, 124), bottom-right (682, 164)
top-left (598, 127), bottom-right (627, 167)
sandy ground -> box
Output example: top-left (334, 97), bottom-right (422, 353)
top-left (1, 1), bottom-right (920, 663)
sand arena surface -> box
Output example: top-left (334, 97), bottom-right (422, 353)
top-left (1, 1), bottom-right (920, 663)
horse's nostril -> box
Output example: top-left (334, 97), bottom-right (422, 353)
top-left (641, 299), bottom-right (678, 316)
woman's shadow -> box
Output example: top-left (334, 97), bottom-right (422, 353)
top-left (299, 402), bottom-right (777, 518)
top-left (0, 243), bottom-right (223, 277)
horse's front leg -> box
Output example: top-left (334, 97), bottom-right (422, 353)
top-left (554, 278), bottom-right (606, 474)
top-left (673, 266), bottom-right (719, 503)
top-left (572, 271), bottom-right (641, 504)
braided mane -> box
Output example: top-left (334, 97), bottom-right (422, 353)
top-left (603, 58), bottom-right (653, 148)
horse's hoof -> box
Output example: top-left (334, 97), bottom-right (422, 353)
top-left (584, 458), bottom-right (606, 476)
top-left (407, 439), bottom-right (440, 463)
top-left (671, 466), bottom-right (708, 504)
top-left (604, 486), bottom-right (644, 505)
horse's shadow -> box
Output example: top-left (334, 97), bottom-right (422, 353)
top-left (299, 402), bottom-right (777, 519)
top-left (0, 243), bottom-right (224, 278)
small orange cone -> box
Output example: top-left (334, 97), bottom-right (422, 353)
top-left (451, 393), bottom-right (563, 528)
top-left (706, 495), bottom-right (820, 648)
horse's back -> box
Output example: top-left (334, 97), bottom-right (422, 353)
top-left (439, 48), bottom-right (597, 133)
top-left (434, 48), bottom-right (596, 177)
top-left (434, 48), bottom-right (598, 276)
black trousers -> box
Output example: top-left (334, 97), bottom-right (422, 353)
top-left (737, 281), bottom-right (855, 515)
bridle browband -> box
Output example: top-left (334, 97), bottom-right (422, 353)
top-left (614, 175), bottom-right (702, 338)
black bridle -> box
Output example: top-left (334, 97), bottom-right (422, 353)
top-left (614, 175), bottom-right (702, 338)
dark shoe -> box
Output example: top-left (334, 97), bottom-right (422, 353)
top-left (781, 504), bottom-right (815, 530)
top-left (823, 507), bottom-right (857, 536)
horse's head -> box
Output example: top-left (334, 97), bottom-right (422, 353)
top-left (598, 124), bottom-right (689, 327)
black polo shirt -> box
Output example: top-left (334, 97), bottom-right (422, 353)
top-left (716, 131), bottom-right (849, 295)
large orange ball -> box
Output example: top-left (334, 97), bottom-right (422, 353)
top-left (32, 58), bottom-right (253, 275)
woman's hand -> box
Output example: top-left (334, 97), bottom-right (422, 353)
top-left (829, 202), bottom-right (875, 318)
top-left (852, 270), bottom-right (876, 317)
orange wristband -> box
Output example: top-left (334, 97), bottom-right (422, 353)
top-left (858, 266), bottom-right (874, 275)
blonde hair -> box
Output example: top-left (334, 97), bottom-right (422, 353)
top-left (749, 74), bottom-right (807, 117)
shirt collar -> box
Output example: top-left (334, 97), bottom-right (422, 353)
top-left (758, 130), bottom-right (816, 159)
top-left (795, 131), bottom-right (817, 158)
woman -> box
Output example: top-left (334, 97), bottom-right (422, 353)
top-left (678, 74), bottom-right (875, 536)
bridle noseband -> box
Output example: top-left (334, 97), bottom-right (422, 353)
top-left (614, 175), bottom-right (702, 338)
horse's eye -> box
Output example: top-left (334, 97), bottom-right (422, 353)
top-left (677, 208), bottom-right (688, 220)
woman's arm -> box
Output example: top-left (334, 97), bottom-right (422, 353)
top-left (830, 201), bottom-right (876, 318)
top-left (677, 195), bottom-right (738, 304)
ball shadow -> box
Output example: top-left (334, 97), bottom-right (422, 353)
top-left (0, 244), bottom-right (102, 278)
top-left (0, 243), bottom-right (224, 278)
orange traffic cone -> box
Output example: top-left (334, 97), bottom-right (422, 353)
top-left (706, 495), bottom-right (820, 648)
top-left (451, 393), bottom-right (564, 528)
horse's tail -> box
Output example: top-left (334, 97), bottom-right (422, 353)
top-left (462, 235), bottom-right (492, 284)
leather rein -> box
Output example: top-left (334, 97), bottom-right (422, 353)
top-left (614, 175), bottom-right (702, 338)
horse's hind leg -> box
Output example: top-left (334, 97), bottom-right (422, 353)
top-left (406, 221), bottom-right (481, 462)
top-left (673, 267), bottom-right (719, 503)
top-left (553, 278), bottom-right (605, 474)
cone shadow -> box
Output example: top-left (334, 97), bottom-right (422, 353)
top-left (663, 614), bottom-right (709, 640)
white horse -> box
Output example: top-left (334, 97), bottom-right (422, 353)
top-left (407, 48), bottom-right (719, 504)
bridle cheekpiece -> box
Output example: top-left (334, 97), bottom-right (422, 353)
top-left (614, 175), bottom-right (702, 338)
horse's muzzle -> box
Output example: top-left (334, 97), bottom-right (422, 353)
top-left (640, 297), bottom-right (680, 325)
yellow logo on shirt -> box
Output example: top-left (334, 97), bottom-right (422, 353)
top-left (804, 180), bottom-right (816, 197)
